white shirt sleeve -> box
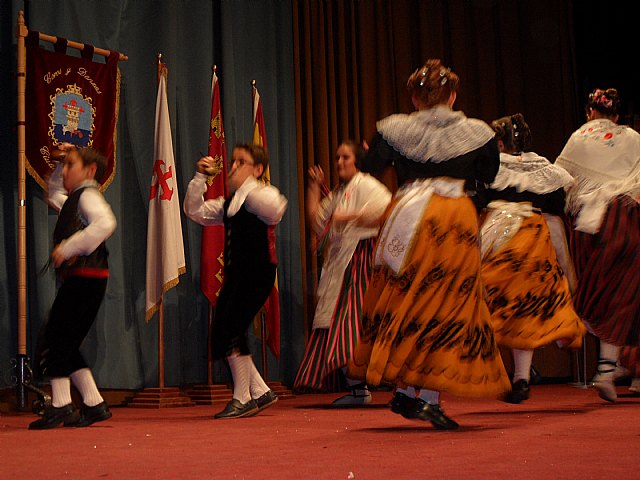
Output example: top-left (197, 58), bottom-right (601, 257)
top-left (47, 162), bottom-right (67, 212)
top-left (56, 188), bottom-right (117, 260)
top-left (183, 172), bottom-right (225, 225)
top-left (312, 193), bottom-right (334, 235)
top-left (244, 183), bottom-right (288, 225)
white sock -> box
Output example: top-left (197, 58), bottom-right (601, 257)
top-left (395, 386), bottom-right (416, 397)
top-left (227, 354), bottom-right (252, 404)
top-left (342, 367), bottom-right (369, 391)
top-left (512, 349), bottom-right (534, 383)
top-left (597, 341), bottom-right (620, 377)
top-left (50, 377), bottom-right (73, 408)
top-left (70, 368), bottom-right (104, 407)
top-left (248, 357), bottom-right (270, 399)
top-left (418, 389), bottom-right (440, 405)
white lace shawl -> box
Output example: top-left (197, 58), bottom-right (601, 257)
top-left (376, 104), bottom-right (495, 163)
top-left (556, 119), bottom-right (640, 232)
top-left (490, 152), bottom-right (574, 195)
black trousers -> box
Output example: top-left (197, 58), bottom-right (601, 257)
top-left (38, 276), bottom-right (108, 377)
top-left (212, 263), bottom-right (276, 359)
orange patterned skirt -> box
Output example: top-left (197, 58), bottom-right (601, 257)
top-left (348, 194), bottom-right (510, 398)
top-left (481, 214), bottom-right (586, 350)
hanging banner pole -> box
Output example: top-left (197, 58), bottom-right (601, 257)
top-left (15, 10), bottom-right (28, 409)
top-left (14, 10), bottom-right (127, 409)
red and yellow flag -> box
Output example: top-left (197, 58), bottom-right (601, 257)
top-left (200, 68), bottom-right (228, 305)
top-left (252, 83), bottom-right (280, 359)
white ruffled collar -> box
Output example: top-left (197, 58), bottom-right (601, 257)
top-left (490, 152), bottom-right (574, 194)
top-left (227, 176), bottom-right (259, 217)
top-left (376, 105), bottom-right (495, 163)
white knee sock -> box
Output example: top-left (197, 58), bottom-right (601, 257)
top-left (342, 367), bottom-right (368, 390)
top-left (248, 357), bottom-right (270, 399)
top-left (70, 368), bottom-right (104, 407)
top-left (227, 354), bottom-right (252, 404)
top-left (395, 386), bottom-right (416, 397)
top-left (50, 377), bottom-right (73, 408)
top-left (598, 341), bottom-right (620, 377)
top-left (512, 349), bottom-right (534, 383)
top-left (418, 389), bottom-right (440, 405)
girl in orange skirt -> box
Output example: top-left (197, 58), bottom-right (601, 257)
top-left (348, 59), bottom-right (511, 430)
top-left (481, 113), bottom-right (586, 403)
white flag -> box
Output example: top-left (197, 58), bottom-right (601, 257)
top-left (145, 68), bottom-right (186, 321)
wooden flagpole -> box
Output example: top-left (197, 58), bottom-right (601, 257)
top-left (156, 56), bottom-right (166, 391)
top-left (14, 10), bottom-right (127, 409)
top-left (251, 80), bottom-right (270, 382)
top-left (128, 55), bottom-right (192, 408)
top-left (184, 64), bottom-right (232, 405)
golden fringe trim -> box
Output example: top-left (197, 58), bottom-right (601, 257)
top-left (144, 266), bottom-right (187, 322)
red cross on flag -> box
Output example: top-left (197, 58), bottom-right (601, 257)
top-left (145, 63), bottom-right (186, 321)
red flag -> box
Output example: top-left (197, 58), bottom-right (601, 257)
top-left (145, 63), bottom-right (186, 320)
top-left (200, 68), bottom-right (228, 305)
top-left (252, 83), bottom-right (280, 359)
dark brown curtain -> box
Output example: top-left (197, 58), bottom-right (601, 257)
top-left (293, 0), bottom-right (580, 336)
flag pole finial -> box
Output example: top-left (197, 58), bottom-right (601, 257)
top-left (251, 79), bottom-right (256, 87)
top-left (213, 64), bottom-right (217, 73)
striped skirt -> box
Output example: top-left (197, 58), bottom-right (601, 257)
top-left (481, 214), bottom-right (586, 350)
top-left (620, 346), bottom-right (640, 378)
top-left (348, 195), bottom-right (511, 398)
top-left (294, 238), bottom-right (375, 392)
top-left (570, 196), bottom-right (640, 347)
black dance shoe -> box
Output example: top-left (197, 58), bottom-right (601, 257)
top-left (255, 390), bottom-right (278, 411)
top-left (69, 401), bottom-right (112, 427)
top-left (390, 392), bottom-right (417, 418)
top-left (504, 379), bottom-right (530, 404)
top-left (28, 403), bottom-right (80, 430)
top-left (410, 400), bottom-right (459, 430)
top-left (214, 399), bottom-right (259, 419)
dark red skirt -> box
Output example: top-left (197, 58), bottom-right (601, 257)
top-left (570, 196), bottom-right (640, 347)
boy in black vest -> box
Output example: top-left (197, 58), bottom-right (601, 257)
top-left (29, 144), bottom-right (117, 429)
top-left (184, 143), bottom-right (287, 419)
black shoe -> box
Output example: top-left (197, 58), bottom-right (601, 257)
top-left (28, 403), bottom-right (79, 430)
top-left (255, 390), bottom-right (278, 411)
top-left (214, 399), bottom-right (259, 419)
top-left (69, 401), bottom-right (112, 427)
top-left (410, 400), bottom-right (459, 430)
top-left (390, 392), bottom-right (417, 418)
top-left (504, 379), bottom-right (530, 404)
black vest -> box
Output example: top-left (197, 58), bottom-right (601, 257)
top-left (223, 199), bottom-right (276, 274)
top-left (53, 186), bottom-right (109, 276)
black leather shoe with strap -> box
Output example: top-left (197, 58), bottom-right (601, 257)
top-left (410, 400), bottom-right (459, 430)
top-left (28, 403), bottom-right (79, 430)
top-left (504, 379), bottom-right (530, 404)
top-left (254, 390), bottom-right (278, 411)
top-left (214, 399), bottom-right (259, 419)
top-left (390, 391), bottom-right (417, 418)
top-left (69, 401), bottom-right (112, 427)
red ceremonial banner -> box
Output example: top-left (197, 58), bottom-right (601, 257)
top-left (200, 70), bottom-right (228, 305)
top-left (25, 32), bottom-right (120, 190)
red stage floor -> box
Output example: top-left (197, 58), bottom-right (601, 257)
top-left (1, 384), bottom-right (638, 479)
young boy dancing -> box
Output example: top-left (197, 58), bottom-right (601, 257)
top-left (184, 143), bottom-right (287, 419)
top-left (29, 144), bottom-right (117, 429)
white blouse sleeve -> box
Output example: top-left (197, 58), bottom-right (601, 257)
top-left (56, 188), bottom-right (117, 259)
top-left (183, 172), bottom-right (225, 226)
top-left (47, 162), bottom-right (67, 212)
top-left (244, 183), bottom-right (288, 225)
